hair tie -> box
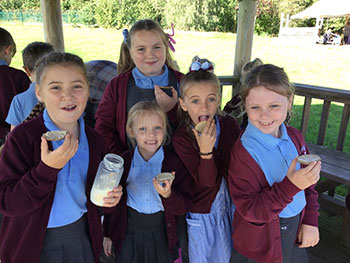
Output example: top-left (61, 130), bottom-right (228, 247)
top-left (166, 23), bottom-right (176, 52)
top-left (123, 29), bottom-right (129, 44)
top-left (190, 60), bottom-right (214, 72)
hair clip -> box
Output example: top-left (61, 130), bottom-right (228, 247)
top-left (190, 60), bottom-right (213, 72)
top-left (123, 29), bottom-right (129, 44)
top-left (166, 23), bottom-right (176, 52)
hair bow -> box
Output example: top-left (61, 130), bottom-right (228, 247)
top-left (166, 23), bottom-right (176, 52)
top-left (190, 61), bottom-right (212, 72)
top-left (123, 29), bottom-right (129, 44)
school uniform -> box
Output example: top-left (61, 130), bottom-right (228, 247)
top-left (6, 82), bottom-right (38, 126)
top-left (0, 112), bottom-right (108, 262)
top-left (229, 123), bottom-right (319, 263)
top-left (95, 65), bottom-right (183, 154)
top-left (0, 61), bottom-right (31, 143)
top-left (172, 114), bottom-right (241, 263)
top-left (103, 146), bottom-right (192, 263)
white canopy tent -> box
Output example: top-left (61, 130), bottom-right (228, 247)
top-left (291, 0), bottom-right (350, 19)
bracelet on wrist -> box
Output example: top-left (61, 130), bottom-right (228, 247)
top-left (199, 151), bottom-right (213, 156)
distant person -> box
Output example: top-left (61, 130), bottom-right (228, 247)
top-left (0, 27), bottom-right (31, 145)
top-left (343, 22), bottom-right (350, 45)
top-left (323, 28), bottom-right (332, 44)
top-left (84, 60), bottom-right (118, 128)
top-left (6, 41), bottom-right (54, 130)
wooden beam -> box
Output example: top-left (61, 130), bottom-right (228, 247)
top-left (234, 0), bottom-right (257, 78)
top-left (40, 0), bottom-right (64, 51)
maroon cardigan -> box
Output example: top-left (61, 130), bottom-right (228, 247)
top-left (95, 69), bottom-right (183, 155)
top-left (103, 147), bottom-right (193, 253)
top-left (172, 114), bottom-right (241, 213)
top-left (0, 65), bottom-right (31, 140)
top-left (228, 126), bottom-right (319, 263)
top-left (0, 115), bottom-right (108, 263)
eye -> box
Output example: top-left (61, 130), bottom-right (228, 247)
top-left (155, 126), bottom-right (163, 131)
top-left (208, 97), bottom-right (217, 103)
top-left (74, 85), bottom-right (83, 89)
top-left (138, 127), bottom-right (146, 131)
top-left (191, 99), bottom-right (199, 104)
top-left (137, 48), bottom-right (144, 52)
top-left (50, 85), bottom-right (60, 91)
top-left (154, 45), bottom-right (162, 50)
top-left (250, 106), bottom-right (260, 110)
top-left (270, 104), bottom-right (280, 109)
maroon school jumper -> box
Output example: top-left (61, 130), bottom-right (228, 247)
top-left (0, 65), bottom-right (31, 140)
top-left (0, 115), bottom-right (108, 263)
top-left (95, 69), bottom-right (183, 155)
top-left (172, 114), bottom-right (240, 213)
top-left (103, 148), bottom-right (193, 253)
top-left (229, 126), bottom-right (319, 263)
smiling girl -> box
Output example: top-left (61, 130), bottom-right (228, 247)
top-left (0, 52), bottom-right (122, 263)
top-left (229, 64), bottom-right (321, 263)
top-left (172, 57), bottom-right (241, 263)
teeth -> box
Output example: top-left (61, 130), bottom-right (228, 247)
top-left (64, 105), bottom-right (75, 109)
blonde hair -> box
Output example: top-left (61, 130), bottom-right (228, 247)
top-left (126, 101), bottom-right (170, 147)
top-left (117, 19), bottom-right (179, 74)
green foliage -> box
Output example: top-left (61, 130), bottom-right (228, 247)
top-left (0, 0), bottom-right (40, 10)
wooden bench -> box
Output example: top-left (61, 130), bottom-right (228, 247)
top-left (293, 83), bottom-right (350, 247)
top-left (218, 77), bottom-right (350, 247)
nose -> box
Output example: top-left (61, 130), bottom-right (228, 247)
top-left (62, 88), bottom-right (73, 99)
top-left (260, 108), bottom-right (271, 118)
top-left (147, 128), bottom-right (156, 137)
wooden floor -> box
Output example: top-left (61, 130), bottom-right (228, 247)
top-left (100, 207), bottom-right (350, 263)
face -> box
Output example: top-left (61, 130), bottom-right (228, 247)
top-left (245, 85), bottom-right (292, 138)
top-left (179, 82), bottom-right (220, 125)
top-left (129, 112), bottom-right (165, 161)
top-left (130, 30), bottom-right (166, 76)
top-left (36, 64), bottom-right (89, 132)
top-left (3, 45), bottom-right (14, 65)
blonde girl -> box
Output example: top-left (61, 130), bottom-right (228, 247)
top-left (103, 101), bottom-right (192, 263)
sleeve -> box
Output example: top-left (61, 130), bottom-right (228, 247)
top-left (0, 130), bottom-right (60, 217)
top-left (228, 142), bottom-right (301, 224)
top-left (161, 156), bottom-right (193, 215)
top-left (5, 96), bottom-right (22, 126)
top-left (173, 132), bottom-right (218, 188)
top-left (95, 78), bottom-right (127, 155)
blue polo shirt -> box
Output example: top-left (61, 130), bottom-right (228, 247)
top-left (241, 121), bottom-right (306, 218)
top-left (126, 146), bottom-right (164, 214)
top-left (43, 109), bottom-right (90, 227)
top-left (0, 59), bottom-right (7, 66)
top-left (6, 82), bottom-right (38, 126)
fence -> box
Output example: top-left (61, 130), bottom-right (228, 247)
top-left (0, 10), bottom-right (79, 24)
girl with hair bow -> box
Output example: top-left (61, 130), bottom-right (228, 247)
top-left (173, 56), bottom-right (241, 263)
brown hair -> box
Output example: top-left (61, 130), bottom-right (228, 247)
top-left (126, 101), bottom-right (170, 147)
top-left (178, 57), bottom-right (221, 142)
top-left (0, 27), bottom-right (16, 56)
top-left (35, 52), bottom-right (88, 86)
top-left (22, 42), bottom-right (54, 72)
top-left (117, 19), bottom-right (178, 74)
top-left (241, 64), bottom-right (294, 123)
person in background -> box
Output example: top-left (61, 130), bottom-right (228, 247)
top-left (103, 101), bottom-right (192, 263)
top-left (343, 21), bottom-right (350, 45)
top-left (6, 41), bottom-right (54, 130)
top-left (229, 64), bottom-right (320, 263)
top-left (173, 57), bottom-right (241, 263)
top-left (84, 60), bottom-right (118, 128)
top-left (0, 52), bottom-right (122, 262)
top-left (0, 27), bottom-right (31, 145)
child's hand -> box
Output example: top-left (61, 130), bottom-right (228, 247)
top-left (103, 237), bottom-right (113, 257)
top-left (298, 224), bottom-right (320, 248)
top-left (41, 132), bottom-right (78, 169)
top-left (103, 185), bottom-right (123, 207)
top-left (192, 119), bottom-right (216, 159)
top-left (286, 158), bottom-right (321, 190)
top-left (153, 172), bottom-right (175, 198)
top-left (154, 84), bottom-right (178, 112)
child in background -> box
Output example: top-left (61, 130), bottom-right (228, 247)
top-left (172, 57), bottom-right (241, 263)
top-left (0, 27), bottom-right (31, 144)
top-left (0, 52), bottom-right (122, 262)
top-left (95, 19), bottom-right (183, 155)
top-left (103, 101), bottom-right (192, 263)
top-left (229, 64), bottom-right (320, 263)
top-left (6, 41), bottom-right (54, 130)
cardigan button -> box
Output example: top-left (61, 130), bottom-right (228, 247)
top-left (273, 216), bottom-right (278, 220)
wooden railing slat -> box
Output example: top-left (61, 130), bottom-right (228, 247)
top-left (318, 101), bottom-right (331, 145)
top-left (337, 104), bottom-right (350, 151)
top-left (301, 97), bottom-right (312, 137)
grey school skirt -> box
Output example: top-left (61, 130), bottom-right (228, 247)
top-left (116, 206), bottom-right (174, 263)
top-left (40, 214), bottom-right (94, 263)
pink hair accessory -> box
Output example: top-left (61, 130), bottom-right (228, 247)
top-left (167, 23), bottom-right (176, 52)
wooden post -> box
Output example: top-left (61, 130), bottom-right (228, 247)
top-left (40, 0), bottom-right (65, 51)
top-left (233, 0), bottom-right (257, 79)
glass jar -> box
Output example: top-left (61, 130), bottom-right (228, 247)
top-left (90, 153), bottom-right (124, 206)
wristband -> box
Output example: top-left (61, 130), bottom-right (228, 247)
top-left (199, 151), bottom-right (213, 156)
